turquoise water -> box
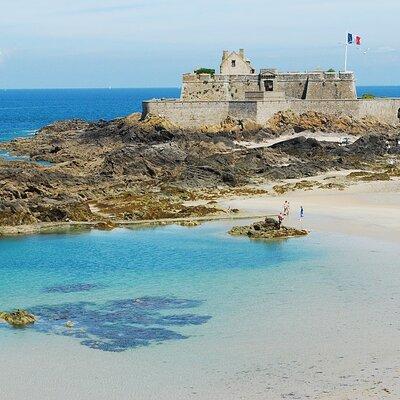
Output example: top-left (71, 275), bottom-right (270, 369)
top-left (0, 220), bottom-right (317, 351)
top-left (0, 86), bottom-right (399, 354)
top-left (1, 220), bottom-right (398, 354)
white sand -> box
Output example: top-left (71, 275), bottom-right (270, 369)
top-left (1, 180), bottom-right (400, 400)
top-left (235, 131), bottom-right (359, 149)
top-left (219, 179), bottom-right (400, 243)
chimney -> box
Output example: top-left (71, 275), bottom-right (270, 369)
top-left (222, 50), bottom-right (229, 61)
top-left (239, 49), bottom-right (245, 59)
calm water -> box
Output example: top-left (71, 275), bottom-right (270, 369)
top-left (1, 88), bottom-right (400, 397)
top-left (0, 86), bottom-right (398, 143)
top-left (0, 221), bottom-right (314, 351)
top-left (0, 220), bottom-right (398, 354)
top-left (0, 88), bottom-right (180, 142)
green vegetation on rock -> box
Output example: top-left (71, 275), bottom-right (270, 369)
top-left (361, 93), bottom-right (376, 100)
top-left (194, 68), bottom-right (215, 76)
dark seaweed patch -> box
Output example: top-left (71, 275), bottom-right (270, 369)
top-left (43, 283), bottom-right (106, 294)
top-left (27, 296), bottom-right (211, 352)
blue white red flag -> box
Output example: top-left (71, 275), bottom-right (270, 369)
top-left (348, 33), bottom-right (362, 45)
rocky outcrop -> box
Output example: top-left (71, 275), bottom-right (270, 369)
top-left (266, 111), bottom-right (397, 135)
top-left (199, 116), bottom-right (264, 134)
top-left (0, 310), bottom-right (36, 326)
top-left (0, 111), bottom-right (398, 229)
top-left (229, 218), bottom-right (308, 240)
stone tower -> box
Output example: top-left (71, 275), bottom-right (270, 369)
top-left (220, 49), bottom-right (256, 75)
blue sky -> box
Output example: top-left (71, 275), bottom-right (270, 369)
top-left (1, 0), bottom-right (399, 88)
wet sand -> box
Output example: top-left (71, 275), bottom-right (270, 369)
top-left (220, 179), bottom-right (400, 244)
top-left (1, 180), bottom-right (400, 399)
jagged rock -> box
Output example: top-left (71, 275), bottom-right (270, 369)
top-left (94, 220), bottom-right (117, 230)
top-left (178, 220), bottom-right (201, 227)
top-left (265, 110), bottom-right (396, 135)
top-left (229, 217), bottom-right (308, 240)
top-left (0, 110), bottom-right (397, 229)
top-left (200, 116), bottom-right (263, 134)
top-left (0, 309), bottom-right (36, 326)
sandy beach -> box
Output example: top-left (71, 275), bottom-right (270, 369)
top-left (1, 179), bottom-right (400, 400)
top-left (220, 178), bottom-right (400, 244)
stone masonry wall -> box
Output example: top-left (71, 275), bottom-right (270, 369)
top-left (142, 100), bottom-right (257, 128)
top-left (256, 99), bottom-right (400, 125)
top-left (182, 71), bottom-right (356, 101)
top-left (181, 74), bottom-right (259, 101)
top-left (143, 98), bottom-right (400, 128)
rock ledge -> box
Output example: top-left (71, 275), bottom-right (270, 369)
top-left (229, 217), bottom-right (308, 239)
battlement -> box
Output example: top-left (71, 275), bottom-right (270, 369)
top-left (181, 50), bottom-right (356, 101)
top-left (143, 50), bottom-right (399, 129)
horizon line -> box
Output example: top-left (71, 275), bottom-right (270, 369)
top-left (0, 84), bottom-right (398, 91)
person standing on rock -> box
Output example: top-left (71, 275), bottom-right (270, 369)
top-left (283, 201), bottom-right (290, 216)
top-left (278, 213), bottom-right (284, 229)
top-left (300, 206), bottom-right (304, 219)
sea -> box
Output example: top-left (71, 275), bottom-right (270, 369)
top-left (0, 86), bottom-right (399, 142)
top-left (0, 86), bottom-right (400, 399)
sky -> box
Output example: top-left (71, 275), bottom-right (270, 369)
top-left (0, 0), bottom-right (399, 88)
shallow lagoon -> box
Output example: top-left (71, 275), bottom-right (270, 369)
top-left (1, 220), bottom-right (400, 399)
top-left (0, 221), bottom-right (315, 351)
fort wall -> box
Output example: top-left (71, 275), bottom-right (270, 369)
top-left (142, 100), bottom-right (257, 127)
top-left (181, 73), bottom-right (259, 101)
top-left (142, 49), bottom-right (398, 130)
top-left (182, 71), bottom-right (357, 101)
top-left (143, 98), bottom-right (400, 128)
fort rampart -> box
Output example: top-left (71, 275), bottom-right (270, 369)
top-left (142, 98), bottom-right (400, 128)
top-left (142, 49), bottom-right (400, 129)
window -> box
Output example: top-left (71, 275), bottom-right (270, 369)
top-left (231, 60), bottom-right (236, 67)
top-left (264, 80), bottom-right (274, 92)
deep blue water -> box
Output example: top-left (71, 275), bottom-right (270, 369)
top-left (357, 86), bottom-right (400, 98)
top-left (0, 88), bottom-right (180, 142)
top-left (0, 86), bottom-right (398, 143)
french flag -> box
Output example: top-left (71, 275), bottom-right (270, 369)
top-left (348, 33), bottom-right (362, 45)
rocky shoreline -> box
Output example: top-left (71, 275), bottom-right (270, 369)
top-left (0, 111), bottom-right (399, 233)
top-left (229, 217), bottom-right (308, 240)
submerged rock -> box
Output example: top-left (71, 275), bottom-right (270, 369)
top-left (229, 217), bottom-right (308, 240)
top-left (0, 309), bottom-right (36, 327)
top-left (178, 220), bottom-right (201, 227)
top-left (26, 296), bottom-right (211, 352)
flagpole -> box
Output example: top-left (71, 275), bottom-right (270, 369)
top-left (344, 32), bottom-right (348, 72)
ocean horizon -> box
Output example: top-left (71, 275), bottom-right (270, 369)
top-left (0, 86), bottom-right (399, 142)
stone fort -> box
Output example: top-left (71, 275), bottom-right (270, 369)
top-left (143, 49), bottom-right (400, 128)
